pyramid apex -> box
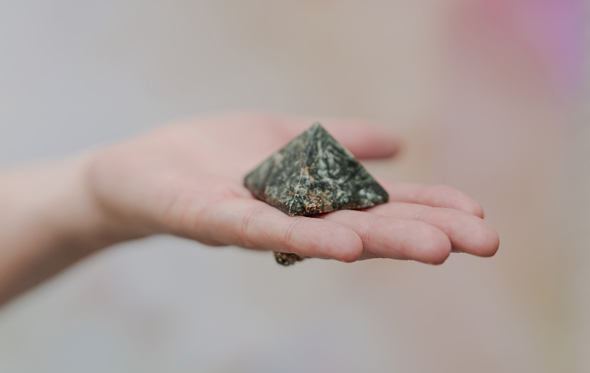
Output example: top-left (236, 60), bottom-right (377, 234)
top-left (308, 121), bottom-right (324, 132)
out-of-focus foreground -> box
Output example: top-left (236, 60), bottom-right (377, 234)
top-left (0, 1), bottom-right (587, 372)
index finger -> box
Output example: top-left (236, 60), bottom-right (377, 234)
top-left (191, 198), bottom-right (364, 263)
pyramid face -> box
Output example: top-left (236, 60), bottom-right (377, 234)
top-left (244, 122), bottom-right (389, 216)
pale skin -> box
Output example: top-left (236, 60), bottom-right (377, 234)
top-left (0, 112), bottom-right (499, 306)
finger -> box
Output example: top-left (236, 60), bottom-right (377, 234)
top-left (380, 181), bottom-right (485, 218)
top-left (286, 116), bottom-right (400, 160)
top-left (192, 198), bottom-right (363, 262)
top-left (319, 210), bottom-right (452, 264)
top-left (368, 202), bottom-right (499, 257)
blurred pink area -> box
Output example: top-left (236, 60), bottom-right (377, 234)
top-left (452, 0), bottom-right (585, 97)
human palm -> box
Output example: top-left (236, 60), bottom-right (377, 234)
top-left (90, 113), bottom-right (498, 264)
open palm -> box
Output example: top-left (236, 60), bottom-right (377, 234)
top-left (90, 113), bottom-right (499, 264)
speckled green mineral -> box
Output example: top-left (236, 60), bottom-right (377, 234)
top-left (244, 122), bottom-right (389, 217)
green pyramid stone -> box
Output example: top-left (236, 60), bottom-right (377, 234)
top-left (244, 122), bottom-right (389, 216)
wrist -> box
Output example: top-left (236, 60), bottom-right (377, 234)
top-left (0, 154), bottom-right (145, 303)
top-left (49, 153), bottom-right (148, 253)
top-left (6, 153), bottom-right (147, 256)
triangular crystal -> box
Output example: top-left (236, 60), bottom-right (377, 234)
top-left (244, 122), bottom-right (389, 216)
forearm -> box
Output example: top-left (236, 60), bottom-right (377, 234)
top-left (0, 154), bottom-right (133, 305)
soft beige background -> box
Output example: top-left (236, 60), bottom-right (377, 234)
top-left (0, 1), bottom-right (587, 372)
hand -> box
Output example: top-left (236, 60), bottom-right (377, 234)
top-left (89, 112), bottom-right (499, 264)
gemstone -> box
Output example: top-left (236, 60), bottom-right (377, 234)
top-left (244, 122), bottom-right (389, 217)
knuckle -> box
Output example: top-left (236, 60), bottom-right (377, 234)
top-left (239, 205), bottom-right (266, 248)
top-left (363, 215), bottom-right (380, 244)
top-left (413, 205), bottom-right (435, 223)
top-left (283, 217), bottom-right (306, 247)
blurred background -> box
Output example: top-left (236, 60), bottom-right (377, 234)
top-left (0, 0), bottom-right (588, 372)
